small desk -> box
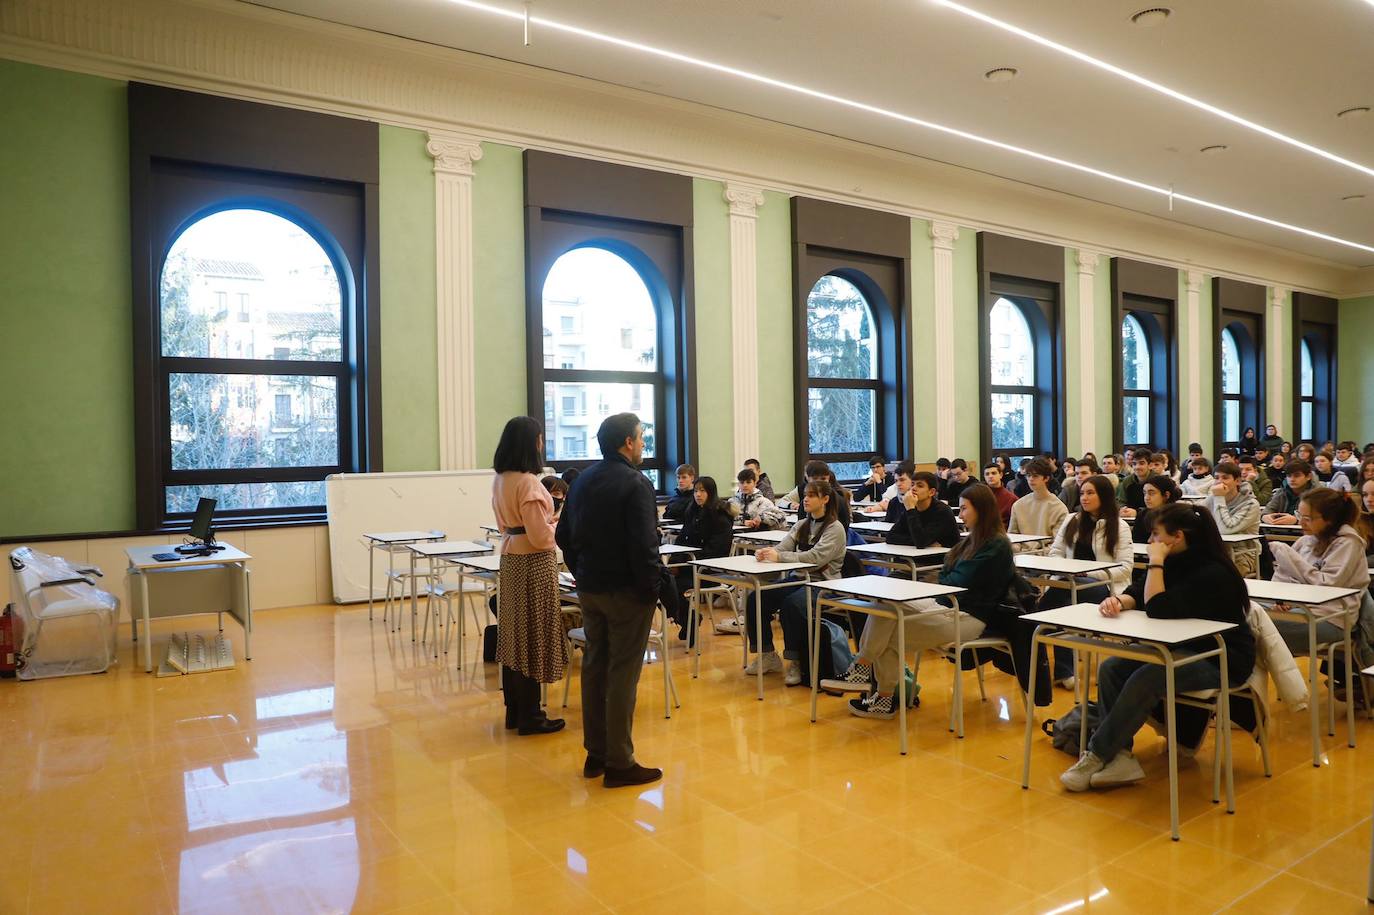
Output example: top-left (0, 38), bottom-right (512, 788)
top-left (362, 530), bottom-right (444, 621)
top-left (1260, 522), bottom-right (1302, 543)
top-left (846, 542), bottom-right (949, 578)
top-left (850, 520), bottom-right (894, 541)
top-left (1013, 554), bottom-right (1119, 603)
top-left (403, 540), bottom-right (493, 639)
top-left (1131, 534), bottom-right (1261, 570)
top-left (1246, 577), bottom-right (1363, 766)
top-left (659, 543), bottom-right (700, 569)
top-left (731, 529), bottom-right (790, 554)
top-left (1019, 603), bottom-right (1237, 840)
top-left (1005, 533), bottom-right (1054, 547)
top-left (126, 545), bottom-right (253, 673)
top-left (689, 555), bottom-right (814, 696)
top-left (806, 575), bottom-right (965, 754)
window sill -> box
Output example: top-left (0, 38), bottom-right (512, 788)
top-left (1, 513), bottom-right (327, 546)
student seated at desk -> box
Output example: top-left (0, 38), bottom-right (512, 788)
top-left (1266, 488), bottom-right (1370, 660)
top-left (1009, 457), bottom-right (1068, 542)
top-left (732, 468), bottom-right (785, 530)
top-left (876, 461), bottom-right (916, 525)
top-left (662, 464), bottom-right (697, 521)
top-left (942, 459), bottom-right (974, 506)
top-left (1206, 462), bottom-right (1261, 578)
top-left (1333, 442), bottom-right (1361, 482)
top-left (1312, 451), bottom-right (1352, 493)
top-left (1115, 450), bottom-right (1153, 518)
top-left (825, 483), bottom-right (1012, 718)
top-left (779, 461), bottom-right (853, 529)
top-left (1040, 475), bottom-right (1133, 686)
top-left (1132, 475), bottom-right (1182, 545)
top-left (983, 461), bottom-right (1018, 526)
top-left (1062, 504), bottom-right (1256, 791)
top-left (668, 476), bottom-right (738, 640)
top-left (1262, 459), bottom-right (1326, 525)
top-left (1058, 459), bottom-right (1097, 514)
top-left (1009, 457), bottom-right (1033, 498)
top-left (1180, 457), bottom-right (1216, 498)
top-left (1358, 481), bottom-right (1374, 589)
top-left (743, 458), bottom-right (775, 501)
top-left (745, 480), bottom-right (847, 686)
top-left (885, 471), bottom-right (958, 548)
top-left (1237, 455), bottom-right (1271, 506)
top-left (854, 455), bottom-right (894, 503)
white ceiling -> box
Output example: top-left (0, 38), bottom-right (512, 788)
top-left (245, 0), bottom-right (1374, 267)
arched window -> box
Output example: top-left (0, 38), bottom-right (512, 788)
top-left (540, 246), bottom-right (664, 481)
top-left (1121, 314), bottom-right (1151, 447)
top-left (1300, 339), bottom-right (1315, 441)
top-left (805, 275), bottom-right (878, 480)
top-left (1220, 327), bottom-right (1242, 444)
top-left (159, 207), bottom-right (348, 513)
top-left (988, 297), bottom-right (1037, 461)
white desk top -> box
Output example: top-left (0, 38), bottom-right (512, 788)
top-left (1005, 532), bottom-right (1054, 545)
top-left (847, 542), bottom-right (949, 559)
top-left (660, 522), bottom-right (683, 532)
top-left (408, 539), bottom-right (492, 557)
top-left (659, 544), bottom-right (700, 555)
top-left (808, 575), bottom-right (964, 603)
top-left (1022, 603), bottom-right (1237, 645)
top-left (449, 554), bottom-right (502, 573)
top-left (733, 530), bottom-right (790, 543)
top-left (689, 555), bottom-right (813, 575)
top-left (126, 544), bottom-right (251, 569)
top-left (1131, 534), bottom-right (1264, 558)
top-left (364, 530), bottom-right (445, 543)
top-left (1260, 522), bottom-right (1302, 532)
top-left (1244, 578), bottom-right (1361, 606)
top-left (851, 521), bottom-right (894, 533)
top-left (1014, 554), bottom-right (1119, 576)
top-left (858, 508), bottom-right (887, 518)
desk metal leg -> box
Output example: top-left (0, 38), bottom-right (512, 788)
top-left (367, 542), bottom-right (375, 621)
top-left (897, 607), bottom-right (908, 755)
top-left (1346, 623), bottom-right (1357, 748)
top-left (1219, 637), bottom-right (1235, 814)
top-left (1165, 654), bottom-right (1180, 841)
top-left (140, 571), bottom-right (152, 673)
top-left (408, 551), bottom-right (419, 641)
top-left (1021, 627), bottom-right (1044, 788)
top-left (690, 566), bottom-right (701, 679)
top-left (1309, 615), bottom-right (1322, 767)
top-left (808, 590), bottom-right (820, 724)
top-left (241, 564), bottom-right (252, 661)
top-left (753, 578), bottom-right (765, 701)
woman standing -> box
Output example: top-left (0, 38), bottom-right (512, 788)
top-left (491, 416), bottom-right (567, 736)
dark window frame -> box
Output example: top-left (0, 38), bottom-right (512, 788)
top-left (977, 234), bottom-right (1065, 462)
top-left (129, 84), bottom-right (382, 530)
top-left (1292, 293), bottom-right (1338, 445)
top-left (791, 198), bottom-right (912, 485)
top-left (1111, 259), bottom-right (1177, 453)
top-left (523, 152), bottom-right (696, 491)
top-left (1212, 278), bottom-right (1266, 455)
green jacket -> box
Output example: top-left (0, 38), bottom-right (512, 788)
top-left (937, 535), bottom-right (1015, 625)
top-left (1246, 473), bottom-right (1272, 506)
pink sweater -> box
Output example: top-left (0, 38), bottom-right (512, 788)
top-left (491, 472), bottom-right (556, 555)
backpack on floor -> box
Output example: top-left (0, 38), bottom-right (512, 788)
top-left (1042, 703), bottom-right (1100, 756)
top-left (801, 617), bottom-right (855, 686)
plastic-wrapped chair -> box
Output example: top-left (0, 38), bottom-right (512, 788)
top-left (8, 547), bottom-right (119, 679)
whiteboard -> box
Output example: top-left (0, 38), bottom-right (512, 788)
top-left (326, 470), bottom-right (496, 603)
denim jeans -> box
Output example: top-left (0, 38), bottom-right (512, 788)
top-left (1038, 576), bottom-right (1112, 679)
top-left (744, 584), bottom-right (810, 658)
top-left (1087, 653), bottom-right (1221, 761)
top-left (1272, 619), bottom-right (1345, 658)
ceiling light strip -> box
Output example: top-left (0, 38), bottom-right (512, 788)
top-left (445, 0), bottom-right (1374, 254)
top-left (932, 0), bottom-right (1374, 180)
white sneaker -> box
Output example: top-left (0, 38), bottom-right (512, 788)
top-left (848, 692), bottom-right (896, 719)
top-left (744, 651), bottom-right (783, 676)
top-left (1060, 750), bottom-right (1105, 792)
top-left (820, 659), bottom-right (875, 694)
top-left (715, 616), bottom-right (744, 635)
top-left (1056, 676), bottom-right (1077, 690)
top-left (1090, 752), bottom-right (1145, 788)
top-left (784, 661), bottom-right (802, 687)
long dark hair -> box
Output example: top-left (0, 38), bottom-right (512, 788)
top-left (693, 475), bottom-right (727, 514)
top-left (1152, 504), bottom-right (1245, 600)
top-left (944, 482), bottom-right (1005, 570)
top-left (1144, 474), bottom-right (1182, 504)
top-left (492, 416), bottom-right (544, 474)
top-left (1302, 487), bottom-right (1358, 549)
top-left (1065, 474), bottom-right (1121, 555)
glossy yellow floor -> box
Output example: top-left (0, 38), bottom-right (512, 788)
top-left (5, 601), bottom-right (1373, 914)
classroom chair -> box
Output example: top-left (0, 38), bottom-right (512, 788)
top-left (561, 600), bottom-right (680, 718)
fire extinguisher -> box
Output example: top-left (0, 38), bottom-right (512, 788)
top-left (0, 604), bottom-right (20, 678)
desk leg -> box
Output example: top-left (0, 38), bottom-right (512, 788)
top-left (952, 601), bottom-right (965, 739)
top-left (691, 566), bottom-right (701, 679)
top-left (1219, 637), bottom-right (1234, 814)
top-left (140, 571), bottom-right (152, 673)
top-left (897, 606), bottom-right (908, 755)
top-left (368, 543), bottom-right (375, 621)
top-left (753, 579), bottom-right (764, 701)
top-left (242, 564), bottom-right (252, 661)
top-left (1021, 627), bottom-right (1043, 788)
top-left (1346, 622), bottom-right (1357, 749)
top-left (409, 551), bottom-right (419, 641)
top-left (808, 589), bottom-right (819, 724)
top-left (1165, 655), bottom-right (1180, 841)
top-left (1309, 615), bottom-right (1322, 767)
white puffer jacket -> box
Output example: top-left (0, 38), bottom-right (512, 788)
top-left (1047, 515), bottom-right (1134, 595)
top-left (1246, 601), bottom-right (1308, 707)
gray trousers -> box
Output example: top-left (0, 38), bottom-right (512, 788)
top-left (579, 589), bottom-right (655, 769)
top-left (857, 598), bottom-right (986, 693)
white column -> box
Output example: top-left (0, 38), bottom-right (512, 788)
top-left (1269, 286), bottom-right (1289, 434)
top-left (1076, 250), bottom-right (1100, 454)
top-left (426, 132), bottom-right (483, 470)
top-left (725, 183), bottom-right (765, 468)
top-left (930, 221), bottom-right (959, 457)
top-left (1185, 271), bottom-right (1204, 446)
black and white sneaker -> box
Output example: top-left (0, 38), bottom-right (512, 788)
top-left (820, 660), bottom-right (875, 694)
top-left (848, 692), bottom-right (896, 719)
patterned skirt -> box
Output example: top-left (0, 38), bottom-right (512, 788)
top-left (495, 549), bottom-right (568, 683)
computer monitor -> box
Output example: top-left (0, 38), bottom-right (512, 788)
top-left (188, 497), bottom-right (218, 546)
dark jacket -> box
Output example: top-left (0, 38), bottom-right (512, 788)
top-left (556, 453), bottom-right (661, 602)
top-left (678, 501), bottom-right (735, 559)
top-left (1009, 474), bottom-right (1032, 498)
top-left (662, 486), bottom-right (694, 521)
top-left (756, 472), bottom-right (775, 501)
top-left (1123, 549), bottom-right (1255, 682)
top-left (889, 497), bottom-right (960, 549)
top-left (1259, 434), bottom-right (1284, 454)
top-left (936, 535), bottom-right (1015, 626)
top-left (1115, 473), bottom-right (1149, 512)
top-left (854, 473), bottom-right (894, 503)
top-left (942, 476), bottom-right (973, 507)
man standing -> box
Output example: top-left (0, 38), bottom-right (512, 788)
top-left (555, 413), bottom-right (663, 788)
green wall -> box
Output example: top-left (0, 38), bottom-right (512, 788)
top-left (755, 191), bottom-right (794, 483)
top-left (472, 141), bottom-right (527, 463)
top-left (691, 179), bottom-right (734, 481)
top-left (908, 219), bottom-right (937, 461)
top-left (378, 125), bottom-right (439, 471)
top-left (0, 60), bottom-right (134, 537)
top-left (951, 228), bottom-right (981, 459)
top-left (1339, 295), bottom-right (1374, 440)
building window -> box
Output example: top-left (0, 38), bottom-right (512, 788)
top-left (1121, 314), bottom-right (1150, 447)
top-left (1220, 327), bottom-right (1243, 444)
top-left (237, 292), bottom-right (250, 322)
top-left (805, 275), bottom-right (878, 481)
top-left (158, 208), bottom-right (348, 514)
top-left (987, 296), bottom-right (1048, 464)
top-left (1117, 302), bottom-right (1172, 451)
top-left (1300, 339), bottom-right (1314, 441)
top-left (540, 246), bottom-right (661, 473)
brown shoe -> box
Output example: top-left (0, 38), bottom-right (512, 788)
top-left (603, 763), bottom-right (662, 788)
